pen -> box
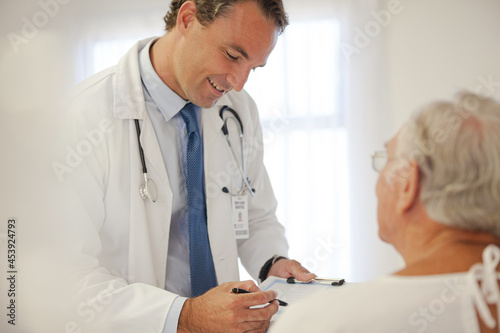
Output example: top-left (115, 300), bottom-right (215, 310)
top-left (232, 287), bottom-right (288, 306)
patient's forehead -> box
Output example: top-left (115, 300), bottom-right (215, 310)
top-left (387, 123), bottom-right (407, 154)
top-left (386, 133), bottom-right (398, 153)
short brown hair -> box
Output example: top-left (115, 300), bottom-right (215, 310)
top-left (163, 0), bottom-right (289, 34)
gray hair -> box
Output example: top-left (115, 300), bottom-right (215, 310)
top-left (395, 91), bottom-right (500, 237)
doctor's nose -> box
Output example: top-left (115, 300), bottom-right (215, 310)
top-left (227, 67), bottom-right (251, 92)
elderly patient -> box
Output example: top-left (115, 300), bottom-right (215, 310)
top-left (270, 91), bottom-right (500, 333)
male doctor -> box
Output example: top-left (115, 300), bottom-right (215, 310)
top-left (63, 0), bottom-right (315, 332)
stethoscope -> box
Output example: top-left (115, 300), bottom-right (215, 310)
top-left (219, 105), bottom-right (255, 197)
top-left (134, 119), bottom-right (158, 202)
top-left (134, 105), bottom-right (254, 202)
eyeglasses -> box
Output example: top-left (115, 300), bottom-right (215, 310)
top-left (371, 150), bottom-right (388, 172)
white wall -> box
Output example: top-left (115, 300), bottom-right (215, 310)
top-left (385, 0), bottom-right (500, 132)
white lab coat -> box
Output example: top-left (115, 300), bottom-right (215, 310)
top-left (59, 38), bottom-right (288, 332)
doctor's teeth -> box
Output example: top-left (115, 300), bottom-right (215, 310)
top-left (209, 78), bottom-right (224, 92)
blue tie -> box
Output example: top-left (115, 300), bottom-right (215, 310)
top-left (180, 103), bottom-right (218, 297)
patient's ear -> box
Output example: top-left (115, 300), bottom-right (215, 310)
top-left (396, 159), bottom-right (420, 214)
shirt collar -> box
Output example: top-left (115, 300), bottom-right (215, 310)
top-left (138, 38), bottom-right (188, 122)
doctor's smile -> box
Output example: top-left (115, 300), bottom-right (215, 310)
top-left (208, 77), bottom-right (231, 95)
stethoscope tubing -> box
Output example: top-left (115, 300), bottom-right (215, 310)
top-left (134, 119), bottom-right (148, 174)
top-left (135, 119), bottom-right (157, 202)
top-left (134, 105), bottom-right (254, 202)
top-left (220, 106), bottom-right (255, 197)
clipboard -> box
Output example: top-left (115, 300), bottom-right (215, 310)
top-left (285, 277), bottom-right (345, 286)
top-left (258, 276), bottom-right (346, 322)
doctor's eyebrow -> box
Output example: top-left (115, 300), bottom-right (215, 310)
top-left (227, 44), bottom-right (267, 69)
top-left (228, 44), bottom-right (249, 60)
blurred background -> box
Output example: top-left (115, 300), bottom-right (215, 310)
top-left (1, 0), bottom-right (500, 288)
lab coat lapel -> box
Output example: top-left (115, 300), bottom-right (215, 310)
top-left (130, 115), bottom-right (173, 286)
top-left (140, 116), bottom-right (170, 185)
top-left (129, 124), bottom-right (172, 287)
top-left (113, 38), bottom-right (173, 286)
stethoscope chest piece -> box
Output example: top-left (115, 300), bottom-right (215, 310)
top-left (139, 173), bottom-right (158, 203)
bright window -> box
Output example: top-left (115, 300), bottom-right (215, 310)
top-left (244, 19), bottom-right (350, 279)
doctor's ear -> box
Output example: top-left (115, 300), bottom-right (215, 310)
top-left (176, 1), bottom-right (198, 33)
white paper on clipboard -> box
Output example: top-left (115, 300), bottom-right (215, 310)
top-left (259, 276), bottom-right (344, 323)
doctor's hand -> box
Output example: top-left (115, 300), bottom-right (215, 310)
top-left (178, 280), bottom-right (279, 333)
top-left (267, 259), bottom-right (317, 283)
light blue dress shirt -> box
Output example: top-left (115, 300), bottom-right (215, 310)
top-left (138, 38), bottom-right (195, 333)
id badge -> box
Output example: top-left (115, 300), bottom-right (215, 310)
top-left (231, 195), bottom-right (249, 239)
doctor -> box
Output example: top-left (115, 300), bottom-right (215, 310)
top-left (63, 0), bottom-right (315, 332)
